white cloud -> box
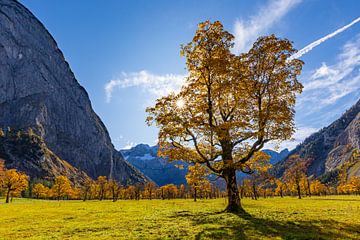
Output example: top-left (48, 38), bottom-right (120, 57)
top-left (301, 34), bottom-right (360, 107)
top-left (122, 141), bottom-right (136, 150)
top-left (104, 70), bottom-right (186, 103)
top-left (289, 17), bottom-right (360, 60)
top-left (277, 127), bottom-right (319, 150)
top-left (233, 0), bottom-right (301, 54)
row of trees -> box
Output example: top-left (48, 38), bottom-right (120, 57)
top-left (28, 176), bottom-right (225, 202)
top-left (239, 153), bottom-right (360, 199)
top-left (241, 174), bottom-right (360, 199)
top-left (0, 159), bottom-right (225, 202)
top-left (1, 161), bottom-right (359, 204)
top-left (1, 150), bottom-right (359, 204)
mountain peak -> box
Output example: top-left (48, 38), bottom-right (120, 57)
top-left (0, 0), bottom-right (147, 184)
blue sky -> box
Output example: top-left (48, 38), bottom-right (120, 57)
top-left (20, 0), bottom-right (360, 151)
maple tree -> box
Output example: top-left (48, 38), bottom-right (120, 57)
top-left (125, 185), bottom-right (137, 200)
top-left (147, 20), bottom-right (303, 212)
top-left (283, 155), bottom-right (308, 199)
top-left (0, 159), bottom-right (5, 177)
top-left (186, 163), bottom-right (210, 201)
top-left (108, 179), bottom-right (122, 202)
top-left (32, 183), bottom-right (49, 199)
top-left (80, 178), bottom-right (94, 201)
top-left (337, 176), bottom-right (360, 194)
top-left (178, 184), bottom-right (187, 199)
top-left (96, 176), bottom-right (108, 201)
top-left (0, 169), bottom-right (28, 203)
top-left (144, 182), bottom-right (156, 200)
top-left (51, 175), bottom-right (73, 200)
top-left (160, 184), bottom-right (178, 200)
top-left (310, 180), bottom-right (326, 196)
top-left (246, 152), bottom-right (272, 200)
top-left (275, 179), bottom-right (287, 198)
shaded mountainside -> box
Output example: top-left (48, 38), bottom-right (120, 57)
top-left (121, 144), bottom-right (189, 186)
top-left (275, 99), bottom-right (360, 181)
top-left (263, 149), bottom-right (289, 165)
top-left (121, 144), bottom-right (289, 186)
top-left (0, 129), bottom-right (89, 185)
top-left (0, 0), bottom-right (147, 184)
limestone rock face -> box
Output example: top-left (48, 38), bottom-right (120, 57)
top-left (325, 112), bottom-right (360, 176)
top-left (275, 99), bottom-right (360, 181)
top-left (0, 0), bottom-right (147, 184)
top-left (0, 129), bottom-right (89, 185)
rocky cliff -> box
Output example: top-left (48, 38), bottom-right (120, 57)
top-left (0, 0), bottom-right (147, 184)
top-left (275, 99), bottom-right (360, 181)
top-left (0, 128), bottom-right (89, 185)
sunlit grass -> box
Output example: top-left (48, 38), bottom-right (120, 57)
top-left (0, 196), bottom-right (359, 239)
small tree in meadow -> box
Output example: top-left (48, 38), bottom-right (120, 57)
top-left (0, 169), bottom-right (28, 203)
top-left (32, 183), bottom-right (49, 199)
top-left (283, 155), bottom-right (308, 199)
top-left (51, 176), bottom-right (73, 200)
top-left (96, 176), bottom-right (108, 201)
top-left (186, 163), bottom-right (210, 202)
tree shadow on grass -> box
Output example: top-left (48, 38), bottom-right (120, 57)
top-left (170, 210), bottom-right (360, 240)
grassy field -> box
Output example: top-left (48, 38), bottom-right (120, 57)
top-left (0, 196), bottom-right (360, 240)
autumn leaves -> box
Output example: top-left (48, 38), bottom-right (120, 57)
top-left (146, 20), bottom-right (304, 212)
top-left (0, 168), bottom-right (28, 203)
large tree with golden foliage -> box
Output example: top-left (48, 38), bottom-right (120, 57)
top-left (147, 20), bottom-right (303, 212)
top-left (0, 169), bottom-right (28, 203)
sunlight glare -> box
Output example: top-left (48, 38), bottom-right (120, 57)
top-left (176, 98), bottom-right (185, 109)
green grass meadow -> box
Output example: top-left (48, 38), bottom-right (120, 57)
top-left (1, 196), bottom-right (360, 239)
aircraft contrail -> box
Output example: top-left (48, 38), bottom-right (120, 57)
top-left (289, 16), bottom-right (360, 60)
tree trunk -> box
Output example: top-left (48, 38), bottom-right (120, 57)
top-left (194, 188), bottom-right (197, 202)
top-left (5, 189), bottom-right (10, 203)
top-left (83, 191), bottom-right (88, 201)
top-left (296, 183), bottom-right (301, 199)
top-left (224, 168), bottom-right (243, 213)
top-left (252, 183), bottom-right (258, 200)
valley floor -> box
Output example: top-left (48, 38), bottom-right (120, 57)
top-left (0, 196), bottom-right (359, 239)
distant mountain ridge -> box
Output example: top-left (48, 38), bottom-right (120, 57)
top-left (263, 149), bottom-right (289, 165)
top-left (275, 98), bottom-right (360, 181)
top-left (0, 0), bottom-right (147, 184)
top-left (121, 144), bottom-right (189, 186)
top-left (121, 144), bottom-right (289, 186)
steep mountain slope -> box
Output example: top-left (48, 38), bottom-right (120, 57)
top-left (0, 129), bottom-right (89, 185)
top-left (121, 144), bottom-right (289, 186)
top-left (275, 99), bottom-right (360, 181)
top-left (0, 0), bottom-right (147, 184)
